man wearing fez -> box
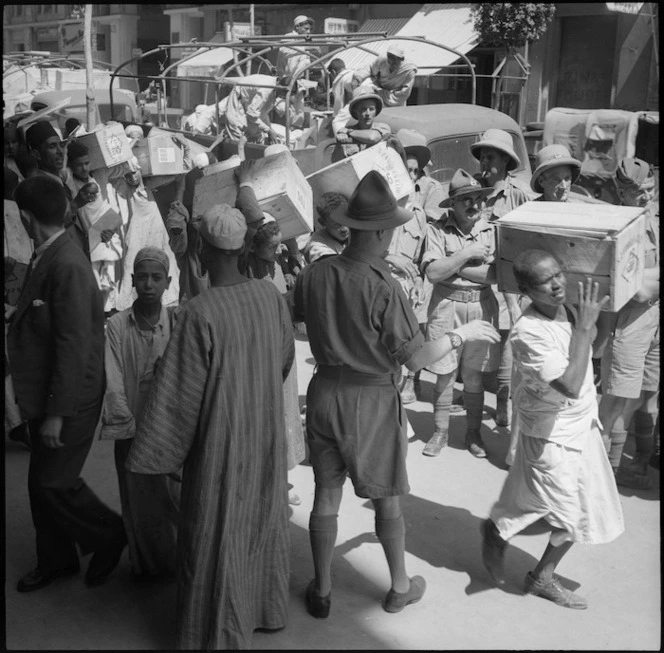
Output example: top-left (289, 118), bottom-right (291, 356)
top-left (127, 205), bottom-right (295, 649)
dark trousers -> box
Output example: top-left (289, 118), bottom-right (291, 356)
top-left (28, 400), bottom-right (124, 574)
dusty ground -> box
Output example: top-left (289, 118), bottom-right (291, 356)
top-left (4, 334), bottom-right (661, 650)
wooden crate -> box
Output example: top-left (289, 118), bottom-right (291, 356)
top-left (193, 151), bottom-right (313, 241)
top-left (496, 201), bottom-right (646, 312)
top-left (75, 123), bottom-right (133, 170)
top-left (306, 141), bottom-right (414, 209)
top-left (134, 127), bottom-right (186, 177)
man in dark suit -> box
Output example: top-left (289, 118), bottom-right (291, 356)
top-left (8, 175), bottom-right (126, 592)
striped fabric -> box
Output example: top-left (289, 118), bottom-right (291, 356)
top-left (127, 279), bottom-right (295, 650)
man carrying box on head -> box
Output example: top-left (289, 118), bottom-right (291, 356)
top-left (291, 170), bottom-right (499, 618)
top-left (501, 143), bottom-right (585, 468)
top-left (481, 249), bottom-right (624, 610)
top-left (596, 157), bottom-right (660, 489)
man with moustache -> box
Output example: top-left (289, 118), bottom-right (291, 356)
top-left (471, 130), bottom-right (536, 427)
top-left (420, 169), bottom-right (499, 458)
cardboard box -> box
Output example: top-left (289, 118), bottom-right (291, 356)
top-left (306, 141), bottom-right (414, 209)
top-left (496, 201), bottom-right (646, 312)
top-left (193, 151), bottom-right (313, 240)
top-left (76, 123), bottom-right (133, 170)
top-left (134, 127), bottom-right (186, 177)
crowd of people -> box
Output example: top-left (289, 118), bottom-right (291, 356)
top-left (3, 23), bottom-right (659, 652)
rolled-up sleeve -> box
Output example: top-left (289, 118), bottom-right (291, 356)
top-left (376, 283), bottom-right (425, 365)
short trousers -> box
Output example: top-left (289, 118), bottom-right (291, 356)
top-left (601, 300), bottom-right (660, 399)
top-left (305, 369), bottom-right (410, 499)
top-left (425, 294), bottom-right (500, 376)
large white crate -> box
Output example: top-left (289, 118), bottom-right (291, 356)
top-left (193, 150), bottom-right (313, 241)
top-left (306, 141), bottom-right (413, 209)
top-left (496, 201), bottom-right (646, 312)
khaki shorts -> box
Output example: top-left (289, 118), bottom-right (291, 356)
top-left (305, 368), bottom-right (410, 499)
top-left (425, 294), bottom-right (500, 376)
top-left (601, 300), bottom-right (660, 399)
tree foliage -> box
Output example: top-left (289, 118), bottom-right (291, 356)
top-left (470, 3), bottom-right (556, 51)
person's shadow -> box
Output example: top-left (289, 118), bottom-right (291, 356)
top-left (335, 495), bottom-right (581, 598)
top-left (405, 396), bottom-right (512, 472)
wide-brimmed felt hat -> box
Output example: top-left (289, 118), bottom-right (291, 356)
top-left (334, 170), bottom-right (412, 231)
top-left (348, 88), bottom-right (383, 121)
top-left (470, 128), bottom-right (520, 171)
top-left (396, 128), bottom-right (431, 170)
top-left (530, 144), bottom-right (581, 193)
top-left (439, 169), bottom-right (493, 208)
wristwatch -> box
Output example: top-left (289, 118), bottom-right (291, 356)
top-left (448, 331), bottom-right (463, 349)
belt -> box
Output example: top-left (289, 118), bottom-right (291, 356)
top-left (315, 365), bottom-right (397, 386)
top-left (437, 286), bottom-right (492, 303)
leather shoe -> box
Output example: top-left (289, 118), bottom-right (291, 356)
top-left (305, 579), bottom-right (331, 618)
top-left (524, 571), bottom-right (588, 609)
top-left (383, 576), bottom-right (426, 613)
top-left (85, 532), bottom-right (127, 587)
top-left (422, 431), bottom-right (448, 457)
top-left (480, 519), bottom-right (506, 586)
top-left (17, 566), bottom-right (79, 593)
top-left (467, 441), bottom-right (487, 458)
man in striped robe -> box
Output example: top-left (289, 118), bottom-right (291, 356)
top-left (126, 203), bottom-right (295, 650)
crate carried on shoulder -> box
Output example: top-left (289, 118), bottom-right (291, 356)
top-left (496, 201), bottom-right (646, 312)
top-left (193, 150), bottom-right (313, 241)
top-left (306, 141), bottom-right (413, 208)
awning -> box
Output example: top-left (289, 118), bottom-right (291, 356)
top-left (337, 4), bottom-right (478, 75)
top-left (176, 33), bottom-right (235, 78)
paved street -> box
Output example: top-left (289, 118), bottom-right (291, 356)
top-left (4, 332), bottom-right (661, 650)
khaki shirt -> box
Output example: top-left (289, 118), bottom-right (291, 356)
top-left (291, 245), bottom-right (424, 374)
top-left (421, 211), bottom-right (496, 290)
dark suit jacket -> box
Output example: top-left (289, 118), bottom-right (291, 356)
top-left (8, 231), bottom-right (105, 422)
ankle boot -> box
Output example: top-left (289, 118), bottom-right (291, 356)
top-left (464, 391), bottom-right (486, 458)
top-left (422, 430), bottom-right (448, 457)
top-left (425, 380), bottom-right (453, 457)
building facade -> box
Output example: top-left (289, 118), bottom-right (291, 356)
top-left (4, 4), bottom-right (658, 122)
